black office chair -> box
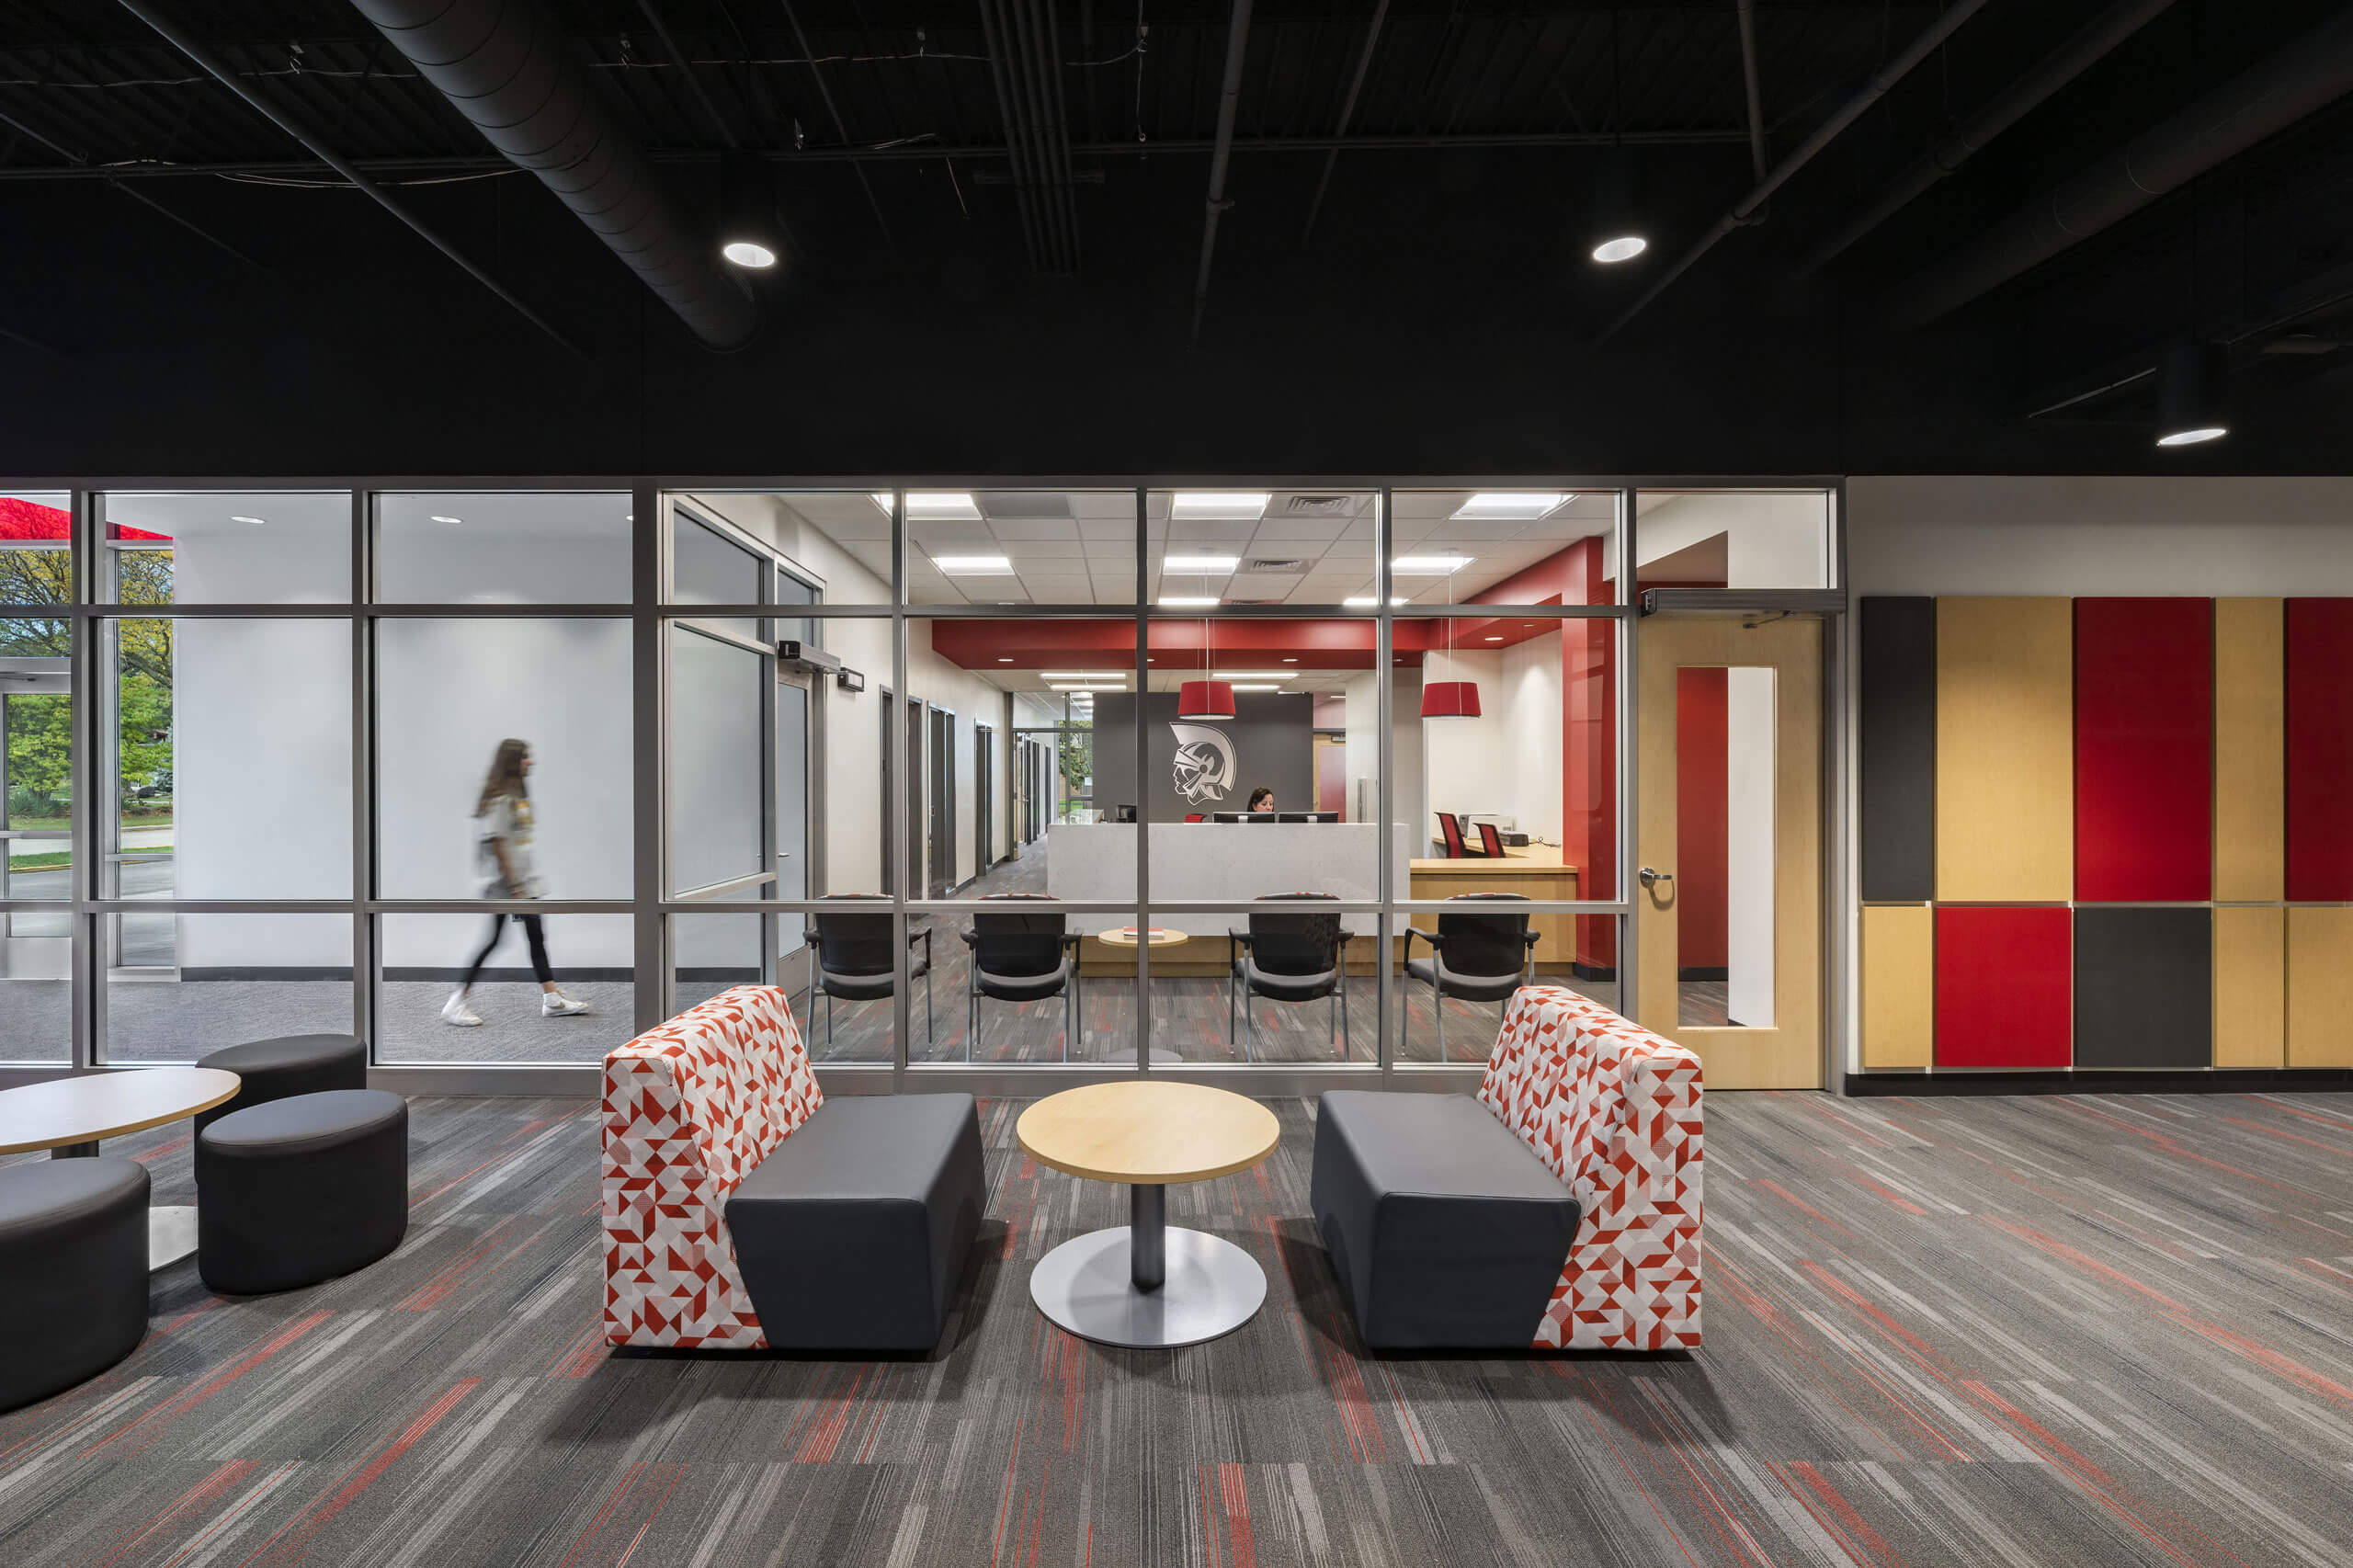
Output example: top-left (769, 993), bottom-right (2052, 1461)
top-left (1228, 892), bottom-right (1349, 1062)
top-left (806, 894), bottom-right (933, 1051)
top-left (960, 893), bottom-right (1082, 1062)
top-left (1400, 892), bottom-right (1540, 1062)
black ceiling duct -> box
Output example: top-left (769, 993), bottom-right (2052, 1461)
top-left (347, 0), bottom-right (757, 352)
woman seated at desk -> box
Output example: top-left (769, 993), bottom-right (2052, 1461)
top-left (1247, 787), bottom-right (1274, 813)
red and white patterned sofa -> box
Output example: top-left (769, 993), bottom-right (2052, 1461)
top-left (602, 985), bottom-right (823, 1348)
top-left (1310, 984), bottom-right (1702, 1351)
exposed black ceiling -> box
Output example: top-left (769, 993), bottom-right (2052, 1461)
top-left (1, 1), bottom-right (2349, 476)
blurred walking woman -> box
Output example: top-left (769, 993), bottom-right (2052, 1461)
top-left (442, 739), bottom-right (590, 1026)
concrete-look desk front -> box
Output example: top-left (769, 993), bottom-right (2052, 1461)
top-left (1049, 823), bottom-right (1409, 977)
top-left (1408, 843), bottom-right (1579, 969)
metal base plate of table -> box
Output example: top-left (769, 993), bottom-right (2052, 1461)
top-left (1029, 1183), bottom-right (1266, 1348)
top-left (149, 1205), bottom-right (198, 1270)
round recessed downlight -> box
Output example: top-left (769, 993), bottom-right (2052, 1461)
top-left (722, 240), bottom-right (778, 268)
top-left (2155, 425), bottom-right (2227, 447)
top-left (1592, 235), bottom-right (1648, 264)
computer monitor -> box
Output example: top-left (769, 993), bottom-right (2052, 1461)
top-left (1211, 812), bottom-right (1247, 824)
top-left (1276, 812), bottom-right (1337, 824)
top-left (1112, 803), bottom-right (1136, 823)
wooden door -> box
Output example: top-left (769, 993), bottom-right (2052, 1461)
top-left (1635, 615), bottom-right (1823, 1089)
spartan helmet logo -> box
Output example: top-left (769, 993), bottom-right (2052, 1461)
top-left (1168, 722), bottom-right (1237, 806)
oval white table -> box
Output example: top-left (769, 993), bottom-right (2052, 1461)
top-left (1017, 1081), bottom-right (1279, 1348)
top-left (0, 1068), bottom-right (243, 1268)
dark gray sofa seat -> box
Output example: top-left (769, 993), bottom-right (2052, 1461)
top-left (726, 1094), bottom-right (984, 1351)
top-left (1311, 1091), bottom-right (1581, 1350)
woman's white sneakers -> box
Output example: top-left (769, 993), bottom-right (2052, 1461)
top-left (442, 989), bottom-right (591, 1022)
top-left (541, 992), bottom-right (592, 1017)
top-left (440, 991), bottom-right (483, 1027)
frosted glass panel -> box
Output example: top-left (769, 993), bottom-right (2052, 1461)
top-left (670, 625), bottom-right (766, 896)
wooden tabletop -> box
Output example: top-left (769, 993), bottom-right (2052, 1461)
top-left (0, 1068), bottom-right (243, 1156)
top-left (1017, 1082), bottom-right (1279, 1186)
top-left (1096, 926), bottom-right (1190, 949)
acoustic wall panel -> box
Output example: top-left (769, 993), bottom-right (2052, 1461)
top-left (2074, 599), bottom-right (2211, 903)
top-left (2213, 906), bottom-right (2285, 1069)
top-left (2286, 905), bottom-right (2353, 1068)
top-left (2213, 598), bottom-right (2285, 903)
top-left (2286, 598), bottom-right (2353, 901)
top-left (2073, 907), bottom-right (2211, 1069)
top-left (1860, 904), bottom-right (1933, 1069)
top-left (1937, 598), bottom-right (2073, 903)
top-left (1934, 906), bottom-right (2071, 1069)
top-left (1859, 597), bottom-right (1936, 902)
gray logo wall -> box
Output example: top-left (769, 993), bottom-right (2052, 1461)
top-left (1089, 693), bottom-right (1314, 818)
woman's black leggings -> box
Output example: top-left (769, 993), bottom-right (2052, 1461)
top-left (459, 912), bottom-right (551, 989)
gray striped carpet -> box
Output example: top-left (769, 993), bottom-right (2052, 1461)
top-left (4, 1090), bottom-right (2352, 1565)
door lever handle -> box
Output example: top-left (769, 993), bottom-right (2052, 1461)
top-left (1638, 866), bottom-right (1674, 891)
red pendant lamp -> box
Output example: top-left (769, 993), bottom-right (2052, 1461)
top-left (1177, 679), bottom-right (1235, 721)
top-left (1418, 593), bottom-right (1482, 717)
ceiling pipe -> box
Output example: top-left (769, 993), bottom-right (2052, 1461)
top-left (1799, 0), bottom-right (2177, 278)
top-left (347, 0), bottom-right (756, 351)
top-left (1301, 0), bottom-right (1392, 246)
top-left (114, 0), bottom-right (581, 354)
top-left (1592, 0), bottom-right (1995, 345)
top-left (1888, 6), bottom-right (2353, 327)
top-left (1188, 0), bottom-right (1257, 345)
top-left (1734, 0), bottom-right (1768, 182)
top-left (975, 0), bottom-right (1051, 271)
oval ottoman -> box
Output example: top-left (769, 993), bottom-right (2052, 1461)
top-left (197, 1090), bottom-right (409, 1295)
top-left (193, 1034), bottom-right (367, 1136)
top-left (0, 1158), bottom-right (152, 1410)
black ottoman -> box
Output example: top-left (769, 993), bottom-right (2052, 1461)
top-left (1311, 1091), bottom-right (1582, 1349)
top-left (726, 1094), bottom-right (985, 1350)
top-left (193, 1034), bottom-right (366, 1136)
top-left (0, 1158), bottom-right (151, 1411)
top-left (197, 1089), bottom-right (409, 1295)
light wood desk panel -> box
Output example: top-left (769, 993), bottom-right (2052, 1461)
top-left (1935, 597), bottom-right (2074, 902)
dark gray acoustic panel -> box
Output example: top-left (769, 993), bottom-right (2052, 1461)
top-left (1859, 597), bottom-right (1936, 901)
top-left (2074, 907), bottom-right (2212, 1070)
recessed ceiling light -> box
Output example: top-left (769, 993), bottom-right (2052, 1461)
top-left (230, 515), bottom-right (266, 526)
top-left (1282, 657), bottom-right (1298, 663)
top-left (1231, 684), bottom-right (1280, 692)
top-left (430, 515), bottom-right (462, 526)
top-left (2155, 426), bottom-right (2227, 447)
top-left (1162, 555), bottom-right (1240, 573)
top-left (1040, 670), bottom-right (1127, 679)
top-left (1051, 683), bottom-right (1125, 692)
top-left (930, 555), bottom-right (1015, 574)
top-left (1392, 556), bottom-right (1471, 574)
top-left (1208, 672), bottom-right (1290, 680)
top-left (998, 657), bottom-right (1014, 663)
top-left (1170, 492), bottom-right (1270, 520)
top-left (1451, 493), bottom-right (1569, 520)
top-left (1156, 596), bottom-right (1222, 608)
top-left (722, 240), bottom-right (778, 269)
top-left (905, 492), bottom-right (983, 519)
top-left (1343, 595), bottom-right (1411, 607)
top-left (1592, 235), bottom-right (1647, 264)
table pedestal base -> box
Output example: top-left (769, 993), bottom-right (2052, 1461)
top-left (149, 1205), bottom-right (198, 1270)
top-left (1030, 1184), bottom-right (1266, 1348)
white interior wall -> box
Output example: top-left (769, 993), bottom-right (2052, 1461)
top-left (1342, 669), bottom-right (1422, 854)
top-left (1501, 631), bottom-right (1563, 843)
top-left (1420, 650), bottom-right (1505, 831)
top-left (1725, 666), bottom-right (1775, 1027)
top-left (1635, 491), bottom-right (1829, 586)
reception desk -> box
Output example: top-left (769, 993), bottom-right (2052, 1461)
top-left (1408, 844), bottom-right (1578, 969)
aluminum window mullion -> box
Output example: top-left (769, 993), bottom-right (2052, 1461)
top-left (1617, 487), bottom-right (1640, 1031)
top-left (890, 492), bottom-right (909, 1089)
top-left (1375, 488), bottom-right (1393, 1084)
top-left (69, 488), bottom-right (94, 1070)
top-left (1133, 485), bottom-right (1149, 1074)
top-left (352, 490), bottom-right (376, 1062)
top-left (632, 485), bottom-right (665, 1033)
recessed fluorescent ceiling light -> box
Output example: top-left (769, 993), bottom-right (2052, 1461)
top-left (1391, 555), bottom-right (1471, 574)
top-left (1343, 596), bottom-right (1410, 607)
top-left (1231, 684), bottom-right (1281, 692)
top-left (1450, 493), bottom-right (1568, 519)
top-left (1161, 555), bottom-right (1240, 572)
top-left (1051, 683), bottom-right (1124, 692)
top-left (230, 515), bottom-right (266, 526)
top-left (1156, 596), bottom-right (1222, 608)
top-left (1170, 493), bottom-right (1270, 520)
top-left (1039, 670), bottom-right (1127, 680)
top-left (430, 515), bottom-right (462, 525)
top-left (906, 492), bottom-right (983, 519)
top-left (1209, 672), bottom-right (1290, 681)
top-left (1485, 635), bottom-right (1505, 642)
top-left (998, 657), bottom-right (1014, 663)
top-left (929, 555), bottom-right (1015, 574)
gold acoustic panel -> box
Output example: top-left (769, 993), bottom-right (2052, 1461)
top-left (2286, 906), bottom-right (2353, 1068)
top-left (2212, 906), bottom-right (2284, 1069)
top-left (1936, 597), bottom-right (2074, 902)
top-left (1860, 904), bottom-right (1933, 1070)
top-left (2213, 598), bottom-right (2285, 903)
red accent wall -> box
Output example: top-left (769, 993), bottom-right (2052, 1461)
top-left (1554, 538), bottom-right (1617, 968)
top-left (1675, 668), bottom-right (1728, 969)
top-left (1935, 906), bottom-right (2072, 1068)
top-left (2287, 598), bottom-right (2353, 901)
top-left (2074, 598), bottom-right (2212, 902)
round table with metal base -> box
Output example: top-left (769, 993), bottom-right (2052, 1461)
top-left (1017, 1082), bottom-right (1280, 1350)
top-left (0, 1068), bottom-right (243, 1269)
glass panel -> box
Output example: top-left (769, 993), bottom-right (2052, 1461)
top-left (110, 617), bottom-right (351, 901)
top-left (1677, 667), bottom-right (1776, 1028)
top-left (1150, 907), bottom-right (1374, 1065)
top-left (915, 909), bottom-right (1133, 1065)
top-left (5, 685), bottom-right (73, 899)
top-left (671, 910), bottom-right (767, 1015)
top-left (777, 680), bottom-right (809, 957)
top-left (0, 932), bottom-right (68, 1062)
top-left (1389, 489), bottom-right (1615, 608)
top-left (0, 490), bottom-right (71, 608)
top-left (377, 619), bottom-right (632, 899)
top-left (379, 912), bottom-right (634, 1062)
top-left (774, 565), bottom-right (819, 650)
top-left (910, 490), bottom-right (1135, 607)
top-left (1633, 489), bottom-right (1831, 590)
top-left (911, 618), bottom-right (1131, 904)
top-left (1147, 488), bottom-right (1374, 608)
top-left (102, 914), bottom-right (352, 1062)
top-left (376, 492), bottom-right (631, 603)
top-left (782, 902), bottom-right (900, 1064)
top-left (669, 625), bottom-right (767, 897)
top-left (1393, 909), bottom-right (1621, 1064)
top-left (99, 491), bottom-right (350, 604)
top-left (670, 505), bottom-right (764, 642)
top-left (672, 490), bottom-right (883, 607)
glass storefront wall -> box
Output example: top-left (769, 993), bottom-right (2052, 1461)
top-left (0, 482), bottom-right (1835, 1077)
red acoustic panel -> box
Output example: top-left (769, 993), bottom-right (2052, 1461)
top-left (2074, 598), bottom-right (2213, 902)
top-left (2287, 599), bottom-right (2353, 901)
top-left (1934, 906), bottom-right (2072, 1069)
